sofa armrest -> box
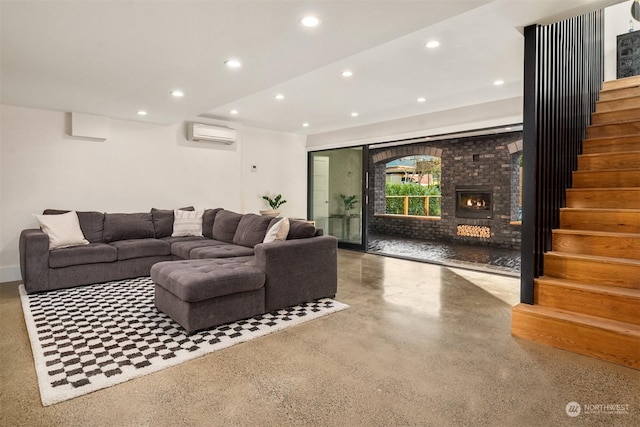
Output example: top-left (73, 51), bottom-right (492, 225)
top-left (19, 229), bottom-right (50, 293)
top-left (254, 235), bottom-right (338, 312)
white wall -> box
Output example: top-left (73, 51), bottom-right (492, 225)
top-left (239, 126), bottom-right (307, 217)
top-left (605, 1), bottom-right (637, 81)
top-left (0, 104), bottom-right (307, 282)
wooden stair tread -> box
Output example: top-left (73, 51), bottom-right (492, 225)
top-left (592, 107), bottom-right (640, 122)
top-left (560, 207), bottom-right (640, 213)
top-left (567, 187), bottom-right (640, 191)
top-left (553, 229), bottom-right (640, 238)
top-left (578, 151), bottom-right (640, 158)
top-left (536, 276), bottom-right (640, 298)
top-left (574, 167), bottom-right (640, 172)
top-left (601, 75), bottom-right (640, 91)
top-left (588, 118), bottom-right (640, 127)
top-left (597, 94), bottom-right (640, 103)
top-left (512, 303), bottom-right (640, 336)
top-left (546, 251), bottom-right (640, 266)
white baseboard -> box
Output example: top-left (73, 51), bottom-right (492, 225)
top-left (0, 265), bottom-right (22, 283)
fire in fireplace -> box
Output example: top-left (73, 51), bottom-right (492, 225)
top-left (455, 187), bottom-right (493, 219)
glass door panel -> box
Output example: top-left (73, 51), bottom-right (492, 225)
top-left (309, 147), bottom-right (364, 249)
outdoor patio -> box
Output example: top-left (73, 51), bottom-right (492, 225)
top-left (367, 234), bottom-right (521, 277)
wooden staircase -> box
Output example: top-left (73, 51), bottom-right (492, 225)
top-left (511, 75), bottom-right (640, 370)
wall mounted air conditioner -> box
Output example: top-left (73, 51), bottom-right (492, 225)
top-left (187, 122), bottom-right (236, 144)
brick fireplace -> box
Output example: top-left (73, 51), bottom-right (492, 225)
top-left (369, 132), bottom-right (522, 250)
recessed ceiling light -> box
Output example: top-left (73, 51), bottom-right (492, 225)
top-left (351, 112), bottom-right (359, 117)
top-left (230, 109), bottom-right (239, 115)
top-left (225, 59), bottom-right (242, 69)
top-left (425, 41), bottom-right (440, 49)
top-left (170, 90), bottom-right (184, 98)
top-left (137, 110), bottom-right (147, 116)
top-left (494, 79), bottom-right (505, 86)
top-left (274, 94), bottom-right (285, 100)
top-left (417, 97), bottom-right (426, 103)
top-left (341, 70), bottom-right (353, 77)
top-left (302, 123), bottom-right (310, 128)
top-left (300, 15), bottom-right (321, 27)
top-left (505, 127), bottom-right (512, 131)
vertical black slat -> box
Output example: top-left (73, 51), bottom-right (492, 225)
top-left (521, 24), bottom-right (539, 304)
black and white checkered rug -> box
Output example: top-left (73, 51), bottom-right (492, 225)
top-left (19, 277), bottom-right (348, 406)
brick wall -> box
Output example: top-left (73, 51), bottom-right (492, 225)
top-left (369, 132), bottom-right (522, 249)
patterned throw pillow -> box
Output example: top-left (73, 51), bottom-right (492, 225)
top-left (172, 209), bottom-right (204, 237)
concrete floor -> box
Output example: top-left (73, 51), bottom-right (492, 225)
top-left (1, 250), bottom-right (638, 426)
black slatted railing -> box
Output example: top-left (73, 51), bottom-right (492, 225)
top-left (521, 10), bottom-right (604, 304)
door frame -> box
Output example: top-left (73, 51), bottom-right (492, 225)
top-left (307, 146), bottom-right (368, 251)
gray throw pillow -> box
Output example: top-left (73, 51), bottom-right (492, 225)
top-left (202, 208), bottom-right (223, 239)
top-left (212, 210), bottom-right (243, 243)
top-left (287, 220), bottom-right (316, 239)
top-left (42, 209), bottom-right (105, 243)
top-left (103, 213), bottom-right (155, 242)
top-left (233, 214), bottom-right (273, 247)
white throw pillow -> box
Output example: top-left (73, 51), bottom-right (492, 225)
top-left (263, 217), bottom-right (290, 243)
top-left (34, 211), bottom-right (90, 250)
top-left (172, 209), bottom-right (204, 237)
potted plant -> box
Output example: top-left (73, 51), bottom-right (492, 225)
top-left (340, 194), bottom-right (357, 216)
top-left (260, 194), bottom-right (287, 216)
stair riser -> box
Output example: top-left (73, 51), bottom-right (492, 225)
top-left (566, 190), bottom-right (640, 209)
top-left (602, 75), bottom-right (640, 91)
top-left (511, 308), bottom-right (640, 369)
top-left (583, 136), bottom-right (640, 154)
top-left (598, 86), bottom-right (640, 101)
top-left (572, 170), bottom-right (640, 188)
top-left (552, 233), bottom-right (640, 261)
top-left (560, 210), bottom-right (640, 233)
top-left (544, 255), bottom-right (640, 289)
top-left (592, 108), bottom-right (640, 125)
top-left (577, 153), bottom-right (640, 171)
top-left (595, 97), bottom-right (640, 113)
top-left (535, 282), bottom-right (640, 325)
top-left (587, 121), bottom-right (640, 138)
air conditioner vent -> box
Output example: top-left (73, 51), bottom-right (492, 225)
top-left (187, 122), bottom-right (236, 144)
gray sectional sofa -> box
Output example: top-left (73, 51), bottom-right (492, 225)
top-left (20, 208), bottom-right (338, 332)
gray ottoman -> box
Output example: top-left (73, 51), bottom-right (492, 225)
top-left (150, 259), bottom-right (266, 333)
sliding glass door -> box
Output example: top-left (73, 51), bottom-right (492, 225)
top-left (308, 147), bottom-right (366, 250)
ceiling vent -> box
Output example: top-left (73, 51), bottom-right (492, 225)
top-left (187, 122), bottom-right (236, 144)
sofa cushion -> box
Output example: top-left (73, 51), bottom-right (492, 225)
top-left (35, 211), bottom-right (90, 249)
top-left (263, 217), bottom-right (290, 243)
top-left (287, 220), bottom-right (316, 239)
top-left (151, 207), bottom-right (194, 238)
top-left (172, 209), bottom-right (204, 237)
top-left (103, 213), bottom-right (155, 242)
top-left (211, 210), bottom-right (243, 244)
top-left (170, 240), bottom-right (225, 259)
top-left (233, 214), bottom-right (273, 247)
top-left (160, 236), bottom-right (206, 245)
top-left (202, 208), bottom-right (222, 239)
top-left (151, 259), bottom-right (265, 302)
top-left (190, 244), bottom-right (255, 259)
top-left (49, 243), bottom-right (117, 268)
top-left (109, 239), bottom-right (171, 261)
top-left (43, 209), bottom-right (105, 243)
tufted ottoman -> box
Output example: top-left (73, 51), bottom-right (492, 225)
top-left (150, 258), bottom-right (266, 333)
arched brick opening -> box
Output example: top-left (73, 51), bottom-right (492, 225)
top-left (367, 133), bottom-right (522, 250)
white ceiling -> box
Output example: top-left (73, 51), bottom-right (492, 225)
top-left (0, 0), bottom-right (624, 136)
